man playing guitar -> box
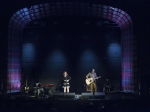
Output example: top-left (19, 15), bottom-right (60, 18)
top-left (86, 69), bottom-right (101, 96)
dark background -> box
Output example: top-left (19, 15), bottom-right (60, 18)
top-left (0, 0), bottom-right (150, 93)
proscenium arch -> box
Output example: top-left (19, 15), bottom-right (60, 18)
top-left (7, 2), bottom-right (133, 93)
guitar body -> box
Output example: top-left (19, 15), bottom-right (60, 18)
top-left (85, 76), bottom-right (101, 85)
top-left (25, 87), bottom-right (29, 92)
top-left (85, 78), bottom-right (94, 85)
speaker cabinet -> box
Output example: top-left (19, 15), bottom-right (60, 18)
top-left (52, 92), bottom-right (75, 100)
top-left (63, 93), bottom-right (75, 99)
top-left (81, 92), bottom-right (105, 100)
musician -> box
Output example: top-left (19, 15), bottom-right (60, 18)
top-left (86, 69), bottom-right (98, 96)
top-left (62, 71), bottom-right (71, 93)
top-left (33, 80), bottom-right (43, 97)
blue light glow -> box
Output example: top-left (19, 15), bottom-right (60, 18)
top-left (107, 43), bottom-right (121, 67)
top-left (107, 43), bottom-right (121, 58)
top-left (42, 50), bottom-right (68, 72)
top-left (48, 50), bottom-right (67, 62)
top-left (22, 43), bottom-right (36, 60)
top-left (78, 50), bottom-right (100, 70)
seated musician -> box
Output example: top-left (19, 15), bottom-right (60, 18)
top-left (33, 80), bottom-right (43, 97)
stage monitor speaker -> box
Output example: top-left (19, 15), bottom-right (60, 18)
top-left (81, 92), bottom-right (93, 96)
top-left (63, 92), bottom-right (75, 99)
top-left (53, 92), bottom-right (63, 96)
top-left (81, 92), bottom-right (105, 100)
top-left (81, 92), bottom-right (92, 100)
top-left (52, 92), bottom-right (75, 100)
top-left (52, 92), bottom-right (64, 100)
top-left (95, 92), bottom-right (105, 96)
top-left (90, 92), bottom-right (105, 99)
top-left (64, 93), bottom-right (75, 96)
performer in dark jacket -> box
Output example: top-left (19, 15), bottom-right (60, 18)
top-left (62, 71), bottom-right (71, 93)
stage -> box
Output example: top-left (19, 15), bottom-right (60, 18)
top-left (0, 92), bottom-right (149, 112)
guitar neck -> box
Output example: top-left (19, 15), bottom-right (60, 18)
top-left (26, 79), bottom-right (27, 87)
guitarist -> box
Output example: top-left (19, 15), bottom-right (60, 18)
top-left (86, 69), bottom-right (99, 96)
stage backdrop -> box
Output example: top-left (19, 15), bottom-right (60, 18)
top-left (22, 17), bottom-right (121, 92)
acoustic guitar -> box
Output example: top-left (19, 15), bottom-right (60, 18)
top-left (85, 76), bottom-right (101, 85)
top-left (25, 79), bottom-right (29, 93)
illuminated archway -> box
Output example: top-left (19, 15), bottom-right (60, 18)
top-left (7, 2), bottom-right (133, 93)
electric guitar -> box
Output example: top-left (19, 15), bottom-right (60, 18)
top-left (25, 79), bottom-right (29, 93)
top-left (85, 76), bottom-right (101, 85)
